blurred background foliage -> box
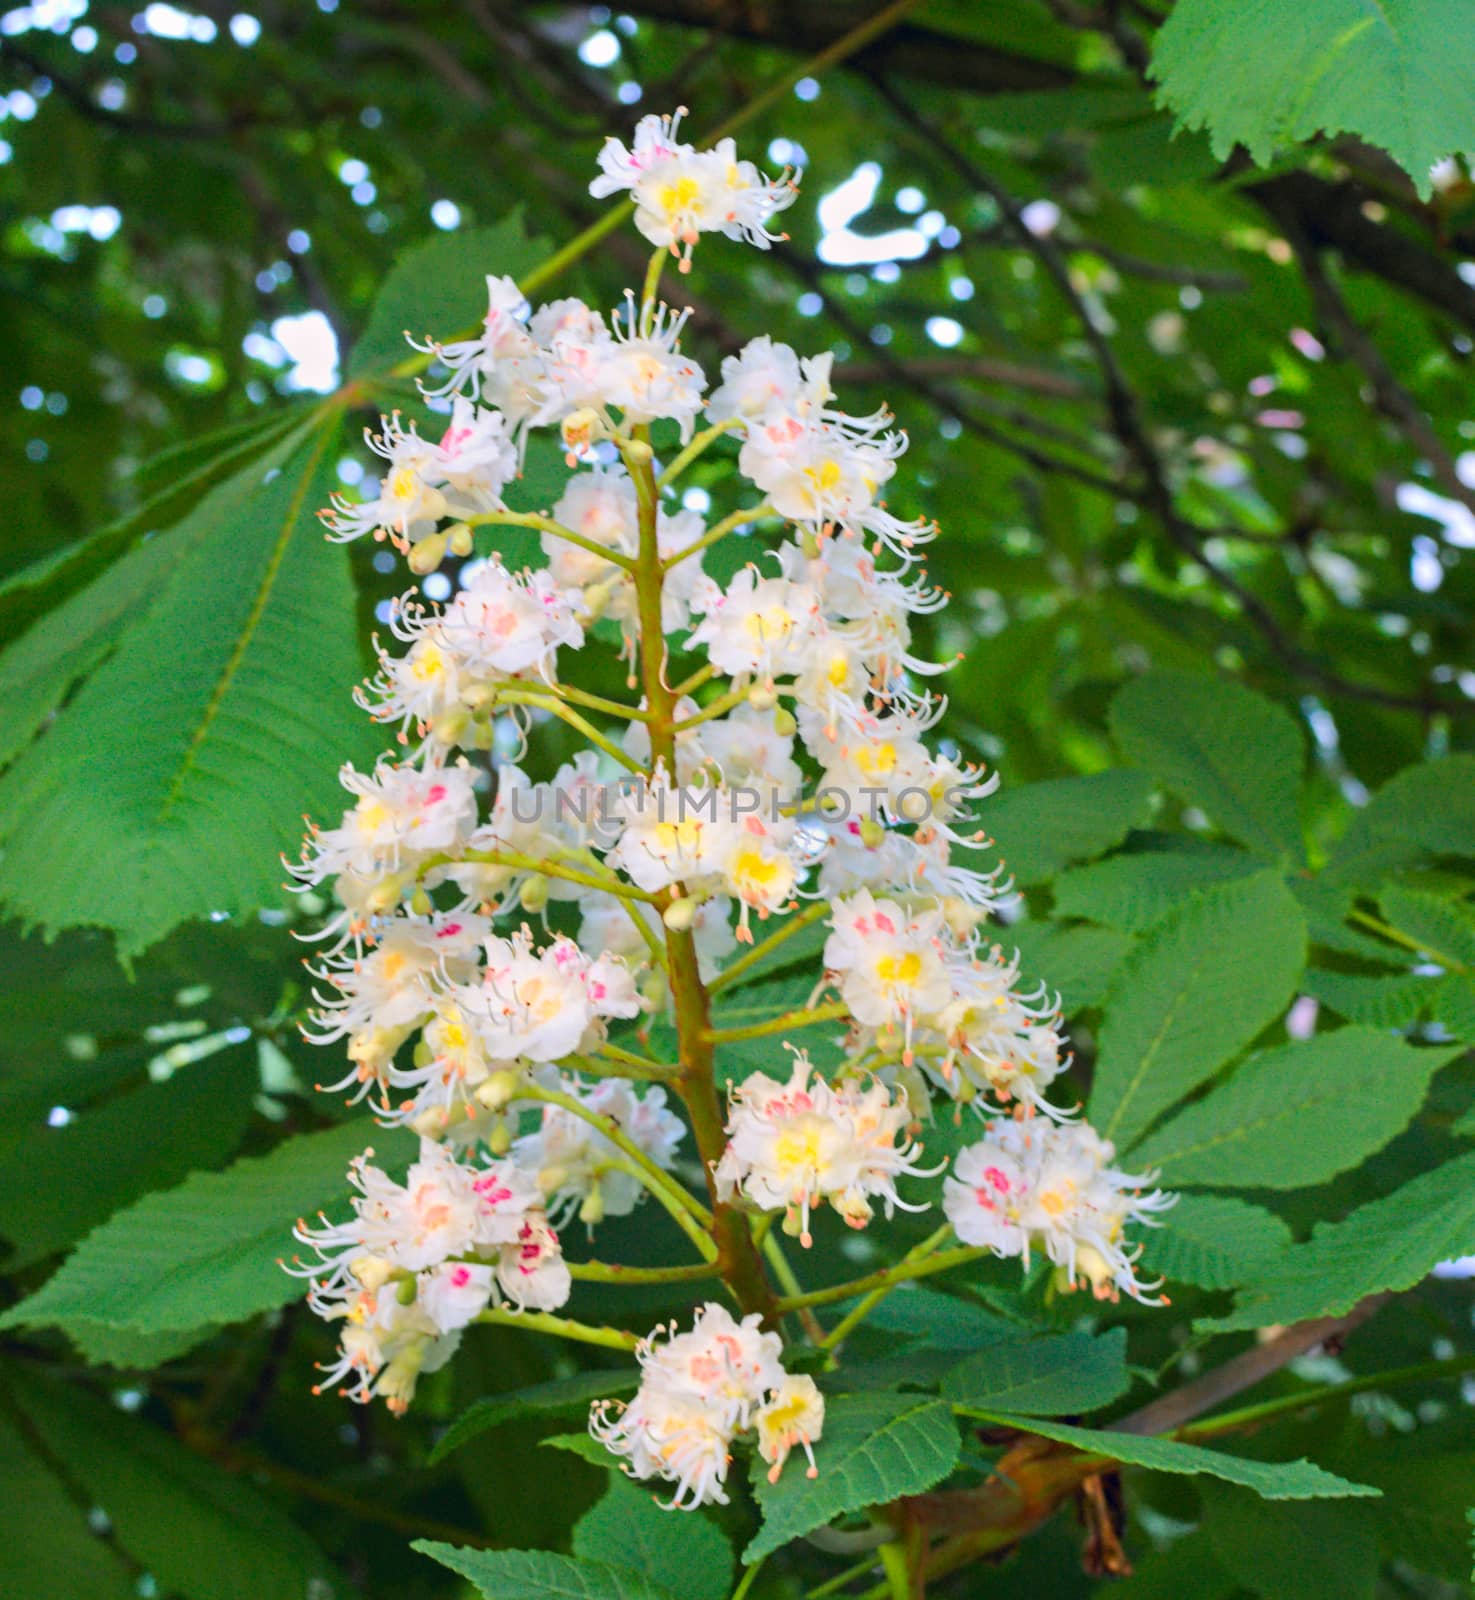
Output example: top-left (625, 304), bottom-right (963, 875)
top-left (4, 2), bottom-right (1475, 1598)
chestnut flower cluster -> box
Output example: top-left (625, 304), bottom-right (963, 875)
top-left (282, 109), bottom-right (1172, 1508)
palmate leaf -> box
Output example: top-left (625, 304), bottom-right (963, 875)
top-left (572, 1476), bottom-right (732, 1600)
top-left (976, 1415), bottom-right (1378, 1499)
top-left (430, 1370), bottom-right (638, 1466)
top-left (1109, 672), bottom-right (1304, 862)
top-left (0, 418), bottom-right (378, 957)
top-left (942, 1327), bottom-right (1129, 1416)
top-left (8, 1370), bottom-right (340, 1600)
top-left (983, 770), bottom-right (1154, 885)
top-left (1150, 0), bottom-right (1475, 196)
top-left (1207, 1148), bottom-right (1475, 1330)
top-left (1088, 871), bottom-right (1307, 1150)
top-left (1301, 968), bottom-right (1431, 1029)
top-left (1139, 1193), bottom-right (1293, 1291)
top-left (1051, 846), bottom-right (1260, 932)
top-left (1130, 1028), bottom-right (1458, 1190)
top-left (0, 1118), bottom-right (413, 1349)
top-left (1007, 920), bottom-right (1133, 1011)
top-left (1378, 886), bottom-right (1475, 969)
top-left (746, 1392), bottom-right (961, 1562)
top-left (414, 1543), bottom-right (679, 1600)
top-left (349, 214), bottom-right (548, 377)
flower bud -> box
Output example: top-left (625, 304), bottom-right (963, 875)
top-left (747, 682), bottom-right (778, 711)
top-left (561, 407), bottom-right (604, 459)
top-left (663, 894), bottom-right (700, 931)
top-left (349, 1255), bottom-right (396, 1293)
top-left (475, 1068), bottom-right (522, 1112)
top-left (858, 817), bottom-right (887, 849)
top-left (622, 435), bottom-right (654, 466)
top-left (447, 522), bottom-right (474, 557)
top-left (772, 706), bottom-right (797, 738)
top-left (408, 532), bottom-right (447, 575)
top-left (409, 887), bottom-right (433, 917)
top-left (537, 1162), bottom-right (570, 1196)
top-left (579, 1185), bottom-right (606, 1226)
top-left (486, 1117), bottom-right (513, 1156)
top-left (365, 873), bottom-right (407, 914)
top-left (519, 874), bottom-right (550, 913)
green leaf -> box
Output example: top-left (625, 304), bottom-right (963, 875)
top-left (1433, 973), bottom-right (1475, 1041)
top-left (1052, 846), bottom-right (1260, 932)
top-left (1109, 673), bottom-right (1304, 861)
top-left (1301, 968), bottom-right (1431, 1028)
top-left (8, 1372), bottom-right (339, 1600)
top-left (1131, 1028), bottom-right (1458, 1189)
top-left (0, 405), bottom-right (309, 692)
top-left (1207, 1148), bottom-right (1475, 1330)
top-left (572, 1475), bottom-right (732, 1600)
top-left (747, 1393), bottom-right (960, 1562)
top-left (1088, 871), bottom-right (1307, 1149)
top-left (0, 1047), bottom-right (256, 1270)
top-left (430, 1370), bottom-right (637, 1466)
top-left (943, 1327), bottom-right (1129, 1416)
top-left (413, 1543), bottom-right (679, 1600)
top-left (0, 1397), bottom-right (135, 1600)
top-left (1351, 755), bottom-right (1475, 860)
top-left (541, 1432), bottom-right (624, 1468)
top-left (0, 420), bottom-right (378, 957)
top-left (1139, 1193), bottom-right (1293, 1291)
top-left (984, 771), bottom-right (1154, 886)
top-left (0, 1118), bottom-right (412, 1344)
top-left (350, 215), bottom-right (548, 376)
top-left (843, 1286), bottom-right (1026, 1347)
top-left (1200, 1482), bottom-right (1377, 1600)
top-left (979, 1415), bottom-right (1378, 1499)
top-left (1151, 0), bottom-right (1475, 196)
top-left (1378, 886), bottom-right (1475, 969)
top-left (1007, 920), bottom-right (1133, 1011)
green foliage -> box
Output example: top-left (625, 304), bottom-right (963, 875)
top-left (1, 1117), bottom-right (412, 1352)
top-left (1109, 672), bottom-right (1303, 861)
top-left (1138, 1193), bottom-right (1293, 1290)
top-left (1131, 1028), bottom-right (1458, 1189)
top-left (1209, 1149), bottom-right (1475, 1329)
top-left (980, 1415), bottom-right (1379, 1498)
top-left (746, 1393), bottom-right (961, 1561)
top-left (942, 1326), bottom-right (1129, 1415)
top-left (349, 215), bottom-right (547, 377)
top-left (982, 770), bottom-right (1154, 884)
top-left (1151, 0), bottom-right (1475, 194)
top-left (431, 1371), bottom-right (638, 1466)
top-left (1088, 871), bottom-right (1308, 1148)
top-left (1051, 846), bottom-right (1259, 931)
top-left (415, 1543), bottom-right (680, 1600)
top-left (1198, 1483), bottom-right (1377, 1600)
top-left (572, 1476), bottom-right (732, 1600)
top-left (0, 421), bottom-right (377, 957)
top-left (6, 1369), bottom-right (339, 1600)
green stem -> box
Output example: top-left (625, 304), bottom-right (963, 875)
top-left (663, 501), bottom-right (774, 570)
top-left (728, 1556), bottom-right (767, 1600)
top-left (519, 1081), bottom-right (715, 1236)
top-left (621, 428), bottom-right (781, 1326)
top-left (819, 1224), bottom-right (955, 1350)
top-left (656, 418), bottom-right (742, 490)
top-left (568, 1259), bottom-right (719, 1285)
top-left (590, 1041), bottom-right (677, 1078)
top-left (806, 1552), bottom-right (890, 1600)
top-left (709, 900), bottom-right (832, 995)
top-left (639, 246), bottom-right (667, 335)
top-left (673, 685), bottom-right (750, 731)
top-left (489, 678), bottom-right (649, 722)
top-left (465, 509), bottom-right (636, 573)
top-left (778, 1244), bottom-right (985, 1314)
top-left (1176, 1353), bottom-right (1475, 1444)
top-left (705, 1000), bottom-right (851, 1046)
top-left (762, 1229), bottom-right (825, 1343)
top-left (423, 845), bottom-right (655, 903)
top-left (493, 688), bottom-right (645, 774)
top-left (1348, 908), bottom-right (1471, 974)
top-left (475, 1306), bottom-right (641, 1351)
